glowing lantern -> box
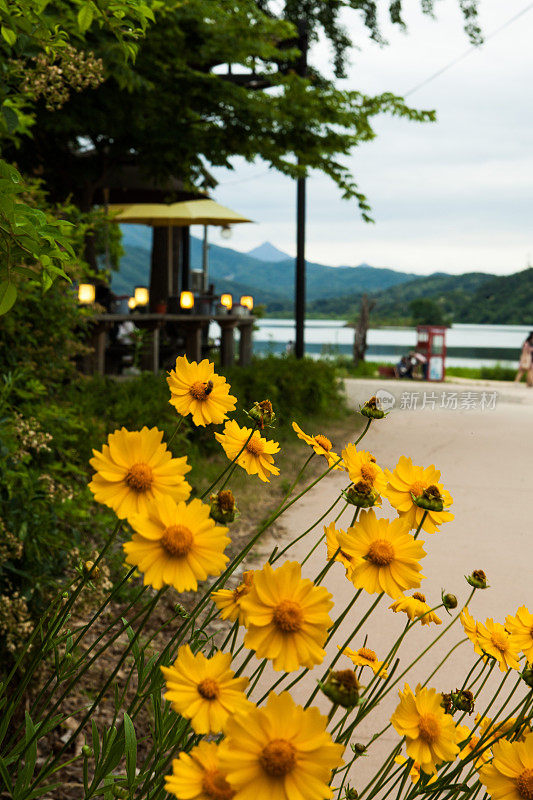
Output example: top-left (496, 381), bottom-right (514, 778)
top-left (180, 291), bottom-right (194, 310)
top-left (78, 284), bottom-right (95, 304)
top-left (240, 295), bottom-right (253, 311)
top-left (220, 293), bottom-right (233, 310)
top-left (134, 286), bottom-right (149, 306)
top-left (128, 297), bottom-right (137, 310)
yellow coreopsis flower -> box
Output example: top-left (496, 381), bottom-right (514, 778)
top-left (341, 444), bottom-right (387, 494)
top-left (124, 497), bottom-right (229, 592)
top-left (394, 755), bottom-right (437, 785)
top-left (476, 714), bottom-right (532, 746)
top-left (165, 740), bottom-right (234, 800)
top-left (456, 725), bottom-right (491, 769)
top-left (219, 692), bottom-right (344, 800)
top-left (161, 645), bottom-right (251, 734)
top-left (389, 592), bottom-right (442, 626)
top-left (460, 607), bottom-right (484, 656)
top-left (339, 645), bottom-right (388, 678)
top-left (384, 456), bottom-right (454, 534)
top-left (211, 571), bottom-right (254, 625)
top-left (167, 356), bottom-right (237, 426)
top-left (476, 619), bottom-right (521, 672)
top-left (390, 684), bottom-right (461, 775)
top-left (240, 561), bottom-right (333, 672)
top-left (337, 509), bottom-right (426, 599)
top-left (292, 421), bottom-right (342, 469)
top-left (324, 521), bottom-right (353, 570)
top-left (506, 606), bottom-right (533, 662)
top-left (479, 733), bottom-right (533, 800)
top-left (215, 420), bottom-right (280, 482)
top-left (89, 427), bottom-right (191, 520)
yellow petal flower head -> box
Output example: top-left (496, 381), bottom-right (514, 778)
top-left (476, 618), bottom-right (521, 672)
top-left (211, 571), bottom-right (254, 625)
top-left (339, 645), bottom-right (388, 678)
top-left (324, 521), bottom-right (353, 570)
top-left (219, 691), bottom-right (344, 800)
top-left (167, 356), bottom-right (237, 426)
top-left (394, 755), bottom-right (437, 786)
top-left (165, 740), bottom-right (235, 800)
top-left (384, 456), bottom-right (454, 534)
top-left (389, 592), bottom-right (442, 626)
top-left (337, 509), bottom-right (426, 599)
top-left (341, 444), bottom-right (387, 494)
top-left (479, 732), bottom-right (533, 800)
top-left (240, 561), bottom-right (333, 672)
top-left (460, 607), bottom-right (484, 656)
top-left (89, 427), bottom-right (191, 520)
top-left (456, 725), bottom-right (491, 769)
top-left (161, 645), bottom-right (251, 734)
top-left (476, 714), bottom-right (532, 746)
top-left (292, 421), bottom-right (342, 469)
top-left (124, 496), bottom-right (229, 592)
top-left (506, 606), bottom-right (533, 662)
top-left (390, 684), bottom-right (461, 775)
top-left (215, 420), bottom-right (280, 483)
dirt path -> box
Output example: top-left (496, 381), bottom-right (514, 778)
top-left (245, 378), bottom-right (533, 789)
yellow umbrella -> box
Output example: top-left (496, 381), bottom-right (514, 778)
top-left (107, 199), bottom-right (252, 296)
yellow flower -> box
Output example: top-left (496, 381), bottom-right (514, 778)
top-left (456, 725), bottom-right (491, 769)
top-left (167, 356), bottom-right (237, 426)
top-left (476, 618), bottom-right (521, 672)
top-left (89, 427), bottom-right (191, 520)
top-left (165, 740), bottom-right (235, 800)
top-left (390, 684), bottom-right (461, 775)
top-left (341, 444), bottom-right (387, 494)
top-left (479, 732), bottom-right (533, 800)
top-left (389, 592), bottom-right (442, 626)
top-left (477, 714), bottom-right (531, 747)
top-left (215, 420), bottom-right (280, 483)
top-left (324, 521), bottom-right (353, 570)
top-left (240, 561), bottom-right (333, 672)
top-left (506, 606), bottom-right (533, 662)
top-left (339, 645), bottom-right (388, 678)
top-left (384, 456), bottom-right (454, 534)
top-left (292, 422), bottom-right (342, 469)
top-left (124, 497), bottom-right (229, 592)
top-left (460, 607), bottom-right (484, 656)
top-left (161, 645), bottom-right (251, 734)
top-left (211, 571), bottom-right (254, 625)
top-left (337, 509), bottom-right (426, 599)
top-left (219, 691), bottom-right (344, 800)
top-left (394, 755), bottom-right (437, 785)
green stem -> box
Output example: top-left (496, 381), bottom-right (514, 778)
top-left (201, 427), bottom-right (256, 499)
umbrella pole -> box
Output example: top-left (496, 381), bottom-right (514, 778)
top-left (167, 225), bottom-right (173, 296)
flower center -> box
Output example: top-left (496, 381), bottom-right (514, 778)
top-left (273, 599), bottom-right (303, 633)
top-left (161, 525), bottom-right (194, 558)
top-left (197, 678), bottom-right (220, 700)
top-left (202, 769), bottom-right (235, 800)
top-left (410, 480), bottom-right (427, 497)
top-left (189, 380), bottom-right (214, 400)
top-left (336, 669), bottom-right (359, 689)
top-left (260, 739), bottom-right (297, 777)
top-left (125, 462), bottom-right (153, 492)
top-left (366, 539), bottom-right (395, 566)
top-left (490, 630), bottom-right (508, 653)
top-left (358, 647), bottom-right (377, 662)
top-left (516, 769), bottom-right (533, 800)
top-left (361, 463), bottom-right (378, 482)
top-left (412, 592), bottom-right (426, 602)
top-left (246, 436), bottom-right (264, 456)
top-left (418, 713), bottom-right (440, 744)
top-left (314, 434), bottom-right (332, 451)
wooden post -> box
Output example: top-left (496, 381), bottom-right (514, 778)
top-left (219, 321), bottom-right (236, 367)
top-left (184, 321), bottom-right (202, 362)
top-left (95, 326), bottom-right (106, 374)
top-left (238, 320), bottom-right (253, 366)
top-left (151, 325), bottom-right (160, 373)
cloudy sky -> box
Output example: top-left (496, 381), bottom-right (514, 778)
top-left (204, 0), bottom-right (533, 275)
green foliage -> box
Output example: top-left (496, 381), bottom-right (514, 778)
top-left (409, 297), bottom-right (449, 326)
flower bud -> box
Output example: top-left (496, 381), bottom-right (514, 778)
top-left (83, 560), bottom-right (100, 580)
top-left (466, 569), bottom-right (489, 589)
top-left (247, 400), bottom-right (275, 429)
top-left (442, 592), bottom-right (458, 610)
top-left (61, 591), bottom-right (69, 599)
top-left (351, 743), bottom-right (367, 756)
top-left (360, 396), bottom-right (386, 419)
top-left (174, 603), bottom-right (189, 618)
top-left (346, 789), bottom-right (359, 800)
top-left (451, 689), bottom-right (475, 713)
top-left (521, 664), bottom-right (533, 688)
top-left (319, 669), bottom-right (360, 708)
top-left (344, 480), bottom-right (379, 508)
top-left (411, 485), bottom-right (444, 512)
top-left (82, 745), bottom-right (93, 757)
top-left (440, 692), bottom-right (453, 714)
top-left (112, 787), bottom-right (129, 799)
top-left (210, 489), bottom-right (238, 524)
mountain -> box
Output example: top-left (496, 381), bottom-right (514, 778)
top-left (247, 242), bottom-right (291, 262)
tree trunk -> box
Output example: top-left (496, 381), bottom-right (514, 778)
top-left (353, 294), bottom-right (375, 366)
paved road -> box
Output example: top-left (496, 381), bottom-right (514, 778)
top-left (246, 379), bottom-right (533, 790)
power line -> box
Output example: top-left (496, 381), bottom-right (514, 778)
top-left (404, 2), bottom-right (533, 98)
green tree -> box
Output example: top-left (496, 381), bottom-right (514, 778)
top-left (410, 297), bottom-right (448, 326)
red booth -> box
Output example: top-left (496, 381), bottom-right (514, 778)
top-left (416, 325), bottom-right (447, 382)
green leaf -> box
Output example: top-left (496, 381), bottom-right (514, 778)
top-left (123, 713), bottom-right (137, 785)
top-left (0, 757), bottom-right (12, 793)
top-left (77, 3), bottom-right (94, 32)
top-left (0, 281), bottom-right (17, 315)
top-left (1, 105), bottom-right (19, 133)
top-left (1, 25), bottom-right (16, 46)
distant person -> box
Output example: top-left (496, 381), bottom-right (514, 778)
top-left (285, 340), bottom-right (294, 355)
top-left (514, 332), bottom-right (533, 386)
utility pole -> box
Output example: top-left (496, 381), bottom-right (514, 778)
top-left (295, 18), bottom-right (308, 359)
